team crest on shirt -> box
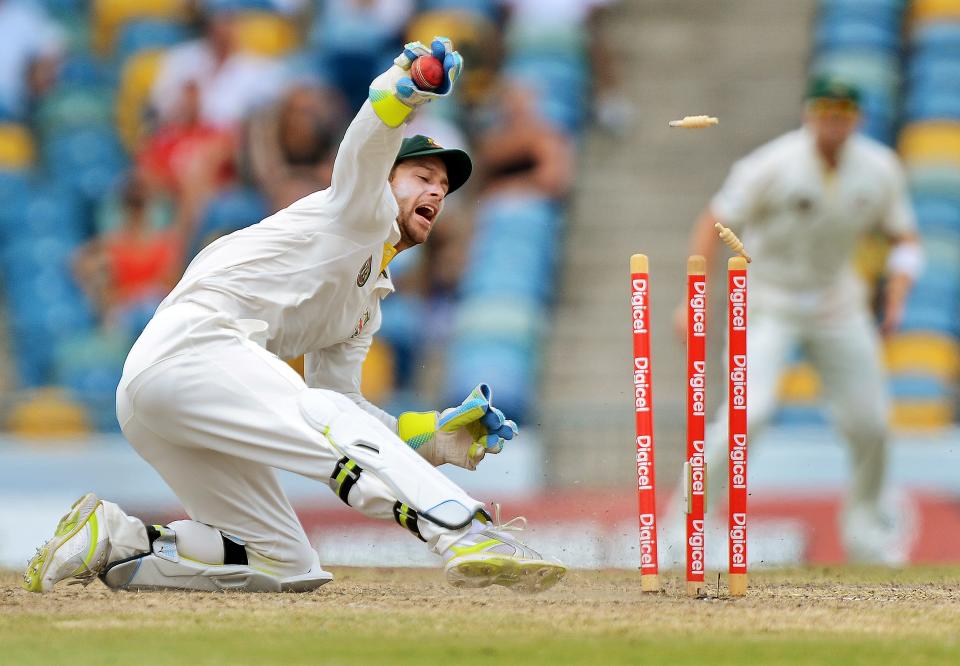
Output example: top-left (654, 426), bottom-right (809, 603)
top-left (357, 255), bottom-right (373, 287)
top-left (351, 310), bottom-right (371, 339)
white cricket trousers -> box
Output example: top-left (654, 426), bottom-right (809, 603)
top-left (114, 301), bottom-right (469, 575)
top-left (702, 303), bottom-right (890, 522)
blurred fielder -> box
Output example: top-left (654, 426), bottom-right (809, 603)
top-left (676, 76), bottom-right (921, 563)
top-left (24, 39), bottom-right (566, 594)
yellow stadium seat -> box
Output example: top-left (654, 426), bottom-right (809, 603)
top-left (853, 232), bottom-right (889, 286)
top-left (361, 340), bottom-right (396, 405)
top-left (0, 123), bottom-right (36, 169)
top-left (116, 49), bottom-right (164, 153)
top-left (406, 11), bottom-right (498, 105)
top-left (898, 122), bottom-right (960, 167)
top-left (234, 12), bottom-right (300, 58)
top-left (93, 0), bottom-right (189, 55)
top-left (778, 362), bottom-right (821, 402)
top-left (910, 0), bottom-right (960, 22)
top-left (891, 401), bottom-right (954, 431)
top-left (885, 332), bottom-right (960, 379)
top-left (7, 389), bottom-right (91, 438)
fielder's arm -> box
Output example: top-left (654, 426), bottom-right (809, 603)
top-left (881, 231), bottom-right (922, 336)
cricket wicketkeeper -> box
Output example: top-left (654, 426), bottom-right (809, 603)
top-left (24, 38), bottom-right (566, 594)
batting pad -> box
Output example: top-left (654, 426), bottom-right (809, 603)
top-left (299, 389), bottom-right (483, 530)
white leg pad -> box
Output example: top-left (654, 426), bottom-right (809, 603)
top-left (101, 553), bottom-right (334, 593)
top-left (299, 389), bottom-right (483, 529)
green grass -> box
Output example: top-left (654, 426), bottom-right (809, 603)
top-left (2, 567), bottom-right (959, 665)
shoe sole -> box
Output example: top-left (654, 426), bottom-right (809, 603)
top-left (445, 556), bottom-right (566, 594)
top-left (22, 493), bottom-right (101, 593)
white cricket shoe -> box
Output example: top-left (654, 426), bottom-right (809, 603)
top-left (22, 493), bottom-right (111, 593)
top-left (443, 506), bottom-right (565, 594)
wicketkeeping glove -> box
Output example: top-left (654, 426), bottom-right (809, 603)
top-left (398, 384), bottom-right (518, 470)
top-left (368, 37), bottom-right (463, 128)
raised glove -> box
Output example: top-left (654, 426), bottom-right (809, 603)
top-left (398, 384), bottom-right (517, 470)
top-left (368, 37), bottom-right (463, 128)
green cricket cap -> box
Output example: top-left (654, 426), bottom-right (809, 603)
top-left (395, 135), bottom-right (473, 195)
top-left (806, 75), bottom-right (862, 107)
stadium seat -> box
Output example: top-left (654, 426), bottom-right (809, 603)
top-left (811, 51), bottom-right (901, 90)
top-left (910, 0), bottom-right (960, 24)
top-left (189, 187), bottom-right (268, 258)
top-left (909, 165), bottom-right (960, 200)
top-left (233, 12), bottom-right (300, 57)
top-left (453, 297), bottom-right (543, 341)
top-left (360, 339), bottom-right (396, 405)
top-left (419, 0), bottom-right (499, 20)
top-left (36, 86), bottom-right (116, 137)
top-left (15, 186), bottom-right (86, 242)
top-left (778, 362), bottom-right (822, 402)
top-left (43, 127), bottom-right (129, 203)
top-left (0, 124), bottom-right (36, 170)
top-left (898, 122), bottom-right (960, 165)
top-left (444, 338), bottom-right (536, 423)
top-left (115, 49), bottom-right (164, 152)
top-left (6, 389), bottom-right (91, 437)
top-left (890, 401), bottom-right (954, 430)
top-left (92, 0), bottom-right (189, 55)
top-left (885, 332), bottom-right (960, 378)
top-left (772, 404), bottom-right (831, 428)
top-left (115, 19), bottom-right (192, 64)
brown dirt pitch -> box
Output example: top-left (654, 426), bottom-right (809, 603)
top-left (2, 566), bottom-right (959, 665)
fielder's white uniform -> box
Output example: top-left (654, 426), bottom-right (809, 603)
top-left (106, 102), bottom-right (481, 578)
top-left (703, 126), bottom-right (916, 552)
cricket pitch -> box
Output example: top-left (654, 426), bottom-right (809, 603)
top-left (2, 566), bottom-right (958, 665)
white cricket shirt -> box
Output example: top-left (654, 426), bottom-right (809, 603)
top-left (158, 101), bottom-right (403, 424)
top-left (711, 127), bottom-right (916, 318)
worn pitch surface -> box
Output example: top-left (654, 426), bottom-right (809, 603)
top-left (2, 567), bottom-right (958, 665)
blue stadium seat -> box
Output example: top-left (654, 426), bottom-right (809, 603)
top-left (189, 187), bottom-right (268, 258)
top-left (115, 20), bottom-right (193, 64)
top-left (420, 0), bottom-right (498, 20)
top-left (814, 21), bottom-right (902, 53)
top-left (57, 53), bottom-right (111, 88)
top-left (43, 127), bottom-right (129, 203)
top-left (911, 22), bottom-right (960, 56)
top-left (773, 405), bottom-right (831, 428)
top-left (36, 86), bottom-right (115, 136)
top-left (909, 165), bottom-right (960, 198)
top-left (18, 185), bottom-right (87, 241)
top-left (0, 170), bottom-right (33, 244)
top-left (452, 297), bottom-right (543, 341)
top-left (443, 339), bottom-right (536, 423)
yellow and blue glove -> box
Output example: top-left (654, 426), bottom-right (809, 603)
top-left (398, 384), bottom-right (518, 470)
top-left (368, 37), bottom-right (463, 128)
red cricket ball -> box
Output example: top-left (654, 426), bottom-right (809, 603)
top-left (411, 56), bottom-right (444, 90)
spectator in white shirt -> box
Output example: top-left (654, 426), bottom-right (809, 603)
top-left (149, 6), bottom-right (288, 129)
top-left (0, 0), bottom-right (64, 119)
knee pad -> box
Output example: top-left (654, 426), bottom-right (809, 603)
top-left (299, 389), bottom-right (483, 529)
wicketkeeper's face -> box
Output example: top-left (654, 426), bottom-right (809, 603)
top-left (390, 156), bottom-right (449, 247)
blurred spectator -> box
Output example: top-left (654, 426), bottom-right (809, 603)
top-left (149, 6), bottom-right (288, 128)
top-left (0, 0), bottom-right (64, 119)
top-left (474, 82), bottom-right (574, 198)
top-left (309, 0), bottom-right (416, 111)
top-left (74, 171), bottom-right (185, 333)
top-left (240, 81), bottom-right (349, 210)
top-left (139, 80), bottom-right (235, 197)
top-left (499, 0), bottom-right (629, 133)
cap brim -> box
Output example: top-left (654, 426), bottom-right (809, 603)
top-left (398, 147), bottom-right (473, 195)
